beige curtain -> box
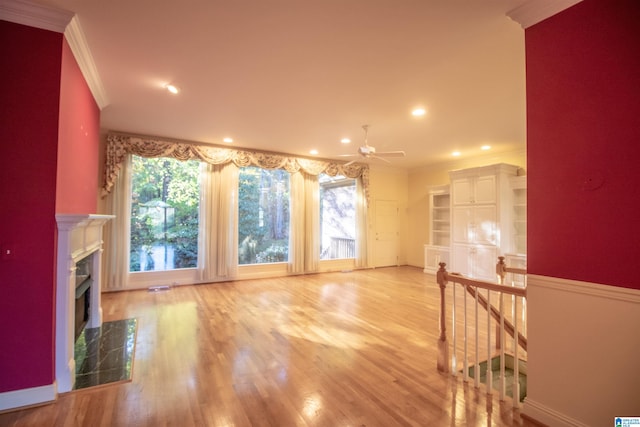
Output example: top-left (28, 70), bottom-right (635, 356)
top-left (355, 176), bottom-right (369, 268)
top-left (288, 171), bottom-right (319, 274)
top-left (103, 154), bottom-right (132, 291)
top-left (199, 162), bottom-right (239, 282)
top-left (102, 132), bottom-right (369, 201)
top-left (101, 132), bottom-right (371, 281)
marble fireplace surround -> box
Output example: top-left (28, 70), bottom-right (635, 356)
top-left (55, 214), bottom-right (114, 393)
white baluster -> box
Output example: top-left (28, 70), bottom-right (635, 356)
top-left (463, 284), bottom-right (469, 382)
top-left (499, 291), bottom-right (506, 401)
top-left (513, 295), bottom-right (520, 408)
top-left (452, 282), bottom-right (457, 376)
top-left (474, 286), bottom-right (480, 388)
top-left (522, 290), bottom-right (528, 338)
top-left (486, 289), bottom-right (492, 395)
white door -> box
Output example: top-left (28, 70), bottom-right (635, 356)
top-left (373, 200), bottom-right (398, 267)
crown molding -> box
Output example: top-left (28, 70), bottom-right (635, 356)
top-left (1, 0), bottom-right (109, 110)
top-left (507, 0), bottom-right (583, 29)
top-left (0, 0), bottom-right (73, 33)
top-left (65, 16), bottom-right (109, 109)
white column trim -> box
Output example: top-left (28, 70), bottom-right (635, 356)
top-left (507, 0), bottom-right (584, 29)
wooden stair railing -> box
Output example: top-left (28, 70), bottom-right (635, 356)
top-left (465, 284), bottom-right (527, 351)
top-left (436, 260), bottom-right (527, 407)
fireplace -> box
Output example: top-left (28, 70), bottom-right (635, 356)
top-left (74, 255), bottom-right (92, 341)
top-left (56, 214), bottom-right (114, 393)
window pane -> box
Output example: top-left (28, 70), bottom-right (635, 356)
top-left (320, 174), bottom-right (356, 259)
top-left (130, 156), bottom-right (200, 272)
top-left (238, 166), bottom-right (290, 264)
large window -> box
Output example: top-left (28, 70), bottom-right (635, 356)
top-left (238, 166), bottom-right (290, 264)
top-left (319, 174), bottom-right (356, 260)
top-left (129, 156), bottom-right (200, 272)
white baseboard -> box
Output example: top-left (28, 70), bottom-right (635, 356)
top-left (0, 383), bottom-right (57, 412)
top-left (523, 398), bottom-right (590, 427)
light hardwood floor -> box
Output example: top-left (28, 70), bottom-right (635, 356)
top-left (1, 266), bottom-right (532, 426)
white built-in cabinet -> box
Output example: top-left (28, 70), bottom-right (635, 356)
top-left (449, 163), bottom-right (520, 282)
top-left (423, 185), bottom-right (450, 273)
top-left (505, 175), bottom-right (527, 270)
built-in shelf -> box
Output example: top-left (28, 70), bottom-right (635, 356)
top-left (424, 185), bottom-right (451, 273)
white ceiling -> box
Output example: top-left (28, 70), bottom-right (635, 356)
top-left (39, 0), bottom-right (528, 169)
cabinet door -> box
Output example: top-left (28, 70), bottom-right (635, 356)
top-left (452, 244), bottom-right (473, 276)
top-left (424, 245), bottom-right (450, 273)
top-left (452, 179), bottom-right (473, 205)
top-left (473, 245), bottom-right (498, 282)
top-left (452, 175), bottom-right (496, 205)
top-left (452, 244), bottom-right (497, 281)
top-left (452, 205), bottom-right (496, 245)
top-left (452, 206), bottom-right (472, 243)
top-left (474, 175), bottom-right (497, 204)
top-left (473, 205), bottom-right (497, 245)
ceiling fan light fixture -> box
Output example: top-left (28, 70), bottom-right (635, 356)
top-left (165, 84), bottom-right (179, 94)
top-left (338, 124), bottom-right (405, 164)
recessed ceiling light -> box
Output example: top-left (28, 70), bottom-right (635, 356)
top-left (452, 151), bottom-right (461, 157)
top-left (165, 84), bottom-right (179, 94)
top-left (341, 138), bottom-right (351, 144)
top-left (310, 149), bottom-right (318, 155)
top-left (223, 137), bottom-right (233, 143)
top-left (412, 108), bottom-right (426, 117)
top-left (481, 145), bottom-right (491, 150)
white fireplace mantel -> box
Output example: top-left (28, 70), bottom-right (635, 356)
top-left (55, 214), bottom-right (114, 393)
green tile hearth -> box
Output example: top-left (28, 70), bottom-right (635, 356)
top-left (74, 318), bottom-right (137, 390)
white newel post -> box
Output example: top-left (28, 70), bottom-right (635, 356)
top-left (55, 214), bottom-right (114, 393)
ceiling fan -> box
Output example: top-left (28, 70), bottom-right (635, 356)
top-left (340, 125), bottom-right (405, 166)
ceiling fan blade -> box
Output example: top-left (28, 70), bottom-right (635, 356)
top-left (375, 151), bottom-right (406, 157)
top-left (370, 155), bottom-right (391, 163)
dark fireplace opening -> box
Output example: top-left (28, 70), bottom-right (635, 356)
top-left (74, 255), bottom-right (92, 341)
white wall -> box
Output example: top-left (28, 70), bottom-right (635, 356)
top-left (367, 165), bottom-right (409, 266)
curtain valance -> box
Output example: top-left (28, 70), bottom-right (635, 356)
top-left (103, 133), bottom-right (369, 199)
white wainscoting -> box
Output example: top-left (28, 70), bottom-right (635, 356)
top-left (523, 274), bottom-right (640, 427)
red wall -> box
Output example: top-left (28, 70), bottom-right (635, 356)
top-left (57, 39), bottom-right (99, 213)
top-left (0, 21), bottom-right (62, 392)
top-left (0, 20), bottom-right (100, 395)
top-left (526, 0), bottom-right (640, 289)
